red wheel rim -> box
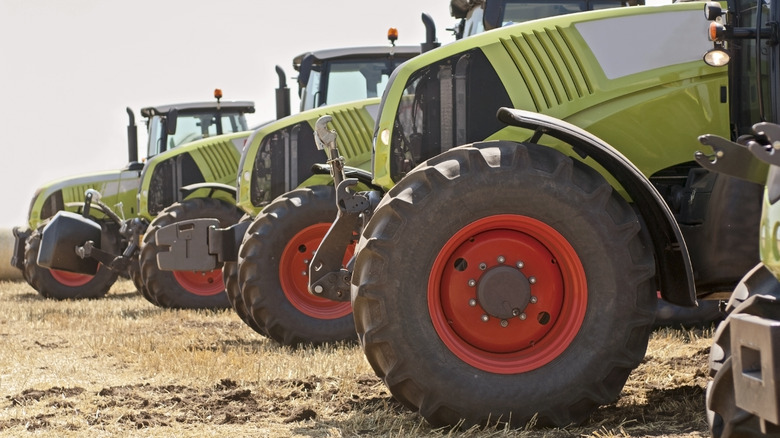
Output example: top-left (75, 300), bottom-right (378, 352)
top-left (279, 223), bottom-right (353, 319)
top-left (50, 269), bottom-right (94, 287)
top-left (428, 214), bottom-right (587, 374)
top-left (173, 269), bottom-right (225, 296)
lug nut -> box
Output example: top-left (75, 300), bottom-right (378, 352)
top-left (530, 296), bottom-right (537, 304)
top-left (516, 261), bottom-right (524, 269)
top-left (468, 279), bottom-right (476, 287)
top-left (500, 319), bottom-right (508, 327)
top-left (481, 314), bottom-right (489, 322)
top-left (529, 276), bottom-right (537, 285)
top-left (469, 299), bottom-right (477, 307)
top-left (519, 313), bottom-right (527, 320)
top-left (479, 263), bottom-right (487, 270)
top-left (497, 256), bottom-right (505, 263)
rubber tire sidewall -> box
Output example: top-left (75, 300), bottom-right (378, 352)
top-left (352, 142), bottom-right (657, 427)
top-left (225, 214), bottom-right (267, 335)
top-left (24, 228), bottom-right (117, 300)
top-left (238, 185), bottom-right (357, 346)
top-left (140, 198), bottom-right (241, 309)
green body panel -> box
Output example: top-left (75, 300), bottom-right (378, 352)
top-left (760, 170), bottom-right (780, 276)
top-left (373, 3), bottom-right (729, 190)
top-left (137, 131), bottom-right (250, 220)
top-left (235, 98), bottom-right (379, 216)
top-left (26, 168), bottom-right (140, 230)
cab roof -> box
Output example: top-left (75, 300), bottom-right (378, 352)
top-left (293, 46), bottom-right (421, 71)
top-left (140, 101), bottom-right (255, 118)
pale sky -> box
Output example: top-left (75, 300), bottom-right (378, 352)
top-left (0, 0), bottom-right (460, 229)
top-left (0, 0), bottom-right (669, 229)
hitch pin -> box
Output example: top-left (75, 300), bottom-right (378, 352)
top-left (314, 115), bottom-right (345, 187)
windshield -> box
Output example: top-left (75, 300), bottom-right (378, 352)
top-left (497, 0), bottom-right (628, 27)
top-left (145, 112), bottom-right (249, 158)
top-left (301, 57), bottom-right (410, 111)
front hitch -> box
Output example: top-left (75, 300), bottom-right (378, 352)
top-left (695, 132), bottom-right (770, 184)
top-left (308, 116), bottom-right (382, 301)
top-left (38, 189), bottom-right (143, 275)
top-left (308, 179), bottom-right (381, 301)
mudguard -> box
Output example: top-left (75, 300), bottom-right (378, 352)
top-left (497, 107), bottom-right (696, 307)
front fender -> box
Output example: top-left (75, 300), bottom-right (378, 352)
top-left (497, 107), bottom-right (695, 307)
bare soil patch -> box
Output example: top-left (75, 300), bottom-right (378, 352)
top-left (0, 279), bottom-right (712, 437)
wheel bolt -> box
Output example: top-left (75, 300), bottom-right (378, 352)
top-left (468, 279), bottom-right (476, 287)
top-left (519, 313), bottom-right (527, 320)
top-left (469, 299), bottom-right (477, 307)
top-left (479, 263), bottom-right (487, 271)
top-left (481, 314), bottom-right (489, 322)
top-left (500, 319), bottom-right (508, 328)
top-left (530, 296), bottom-right (537, 304)
top-left (516, 261), bottom-right (524, 269)
top-left (529, 276), bottom-right (537, 285)
top-left (497, 256), bottom-right (505, 263)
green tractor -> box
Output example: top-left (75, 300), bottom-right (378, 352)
top-left (303, 1), bottom-right (763, 429)
top-left (151, 20), bottom-right (440, 334)
top-left (692, 0), bottom-right (780, 435)
top-left (153, 0), bottom-right (715, 343)
top-left (32, 30), bottom-right (425, 308)
top-left (11, 90), bottom-right (255, 299)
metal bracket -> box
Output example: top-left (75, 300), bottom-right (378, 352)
top-left (10, 227), bottom-right (30, 271)
top-left (76, 241), bottom-right (129, 272)
top-left (731, 310), bottom-right (780, 431)
top-left (749, 122), bottom-right (780, 167)
top-left (696, 134), bottom-right (769, 185)
top-left (308, 179), bottom-right (382, 302)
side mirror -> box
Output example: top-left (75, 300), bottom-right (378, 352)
top-left (166, 108), bottom-right (178, 135)
top-left (297, 54), bottom-right (315, 95)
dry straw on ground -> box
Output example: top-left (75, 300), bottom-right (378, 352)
top-left (0, 279), bottom-right (712, 437)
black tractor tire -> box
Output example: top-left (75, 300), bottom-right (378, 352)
top-left (706, 294), bottom-right (780, 437)
top-left (224, 214), bottom-right (267, 335)
top-left (128, 256), bottom-right (159, 305)
top-left (238, 185), bottom-right (357, 346)
top-left (139, 198), bottom-right (242, 309)
top-left (23, 228), bottom-right (117, 300)
top-left (351, 142), bottom-right (657, 428)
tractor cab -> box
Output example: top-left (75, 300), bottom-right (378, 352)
top-left (294, 38), bottom-right (421, 111)
top-left (140, 98), bottom-right (255, 159)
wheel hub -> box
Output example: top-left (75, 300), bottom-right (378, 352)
top-left (476, 266), bottom-right (530, 319)
top-left (429, 215), bottom-right (588, 373)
